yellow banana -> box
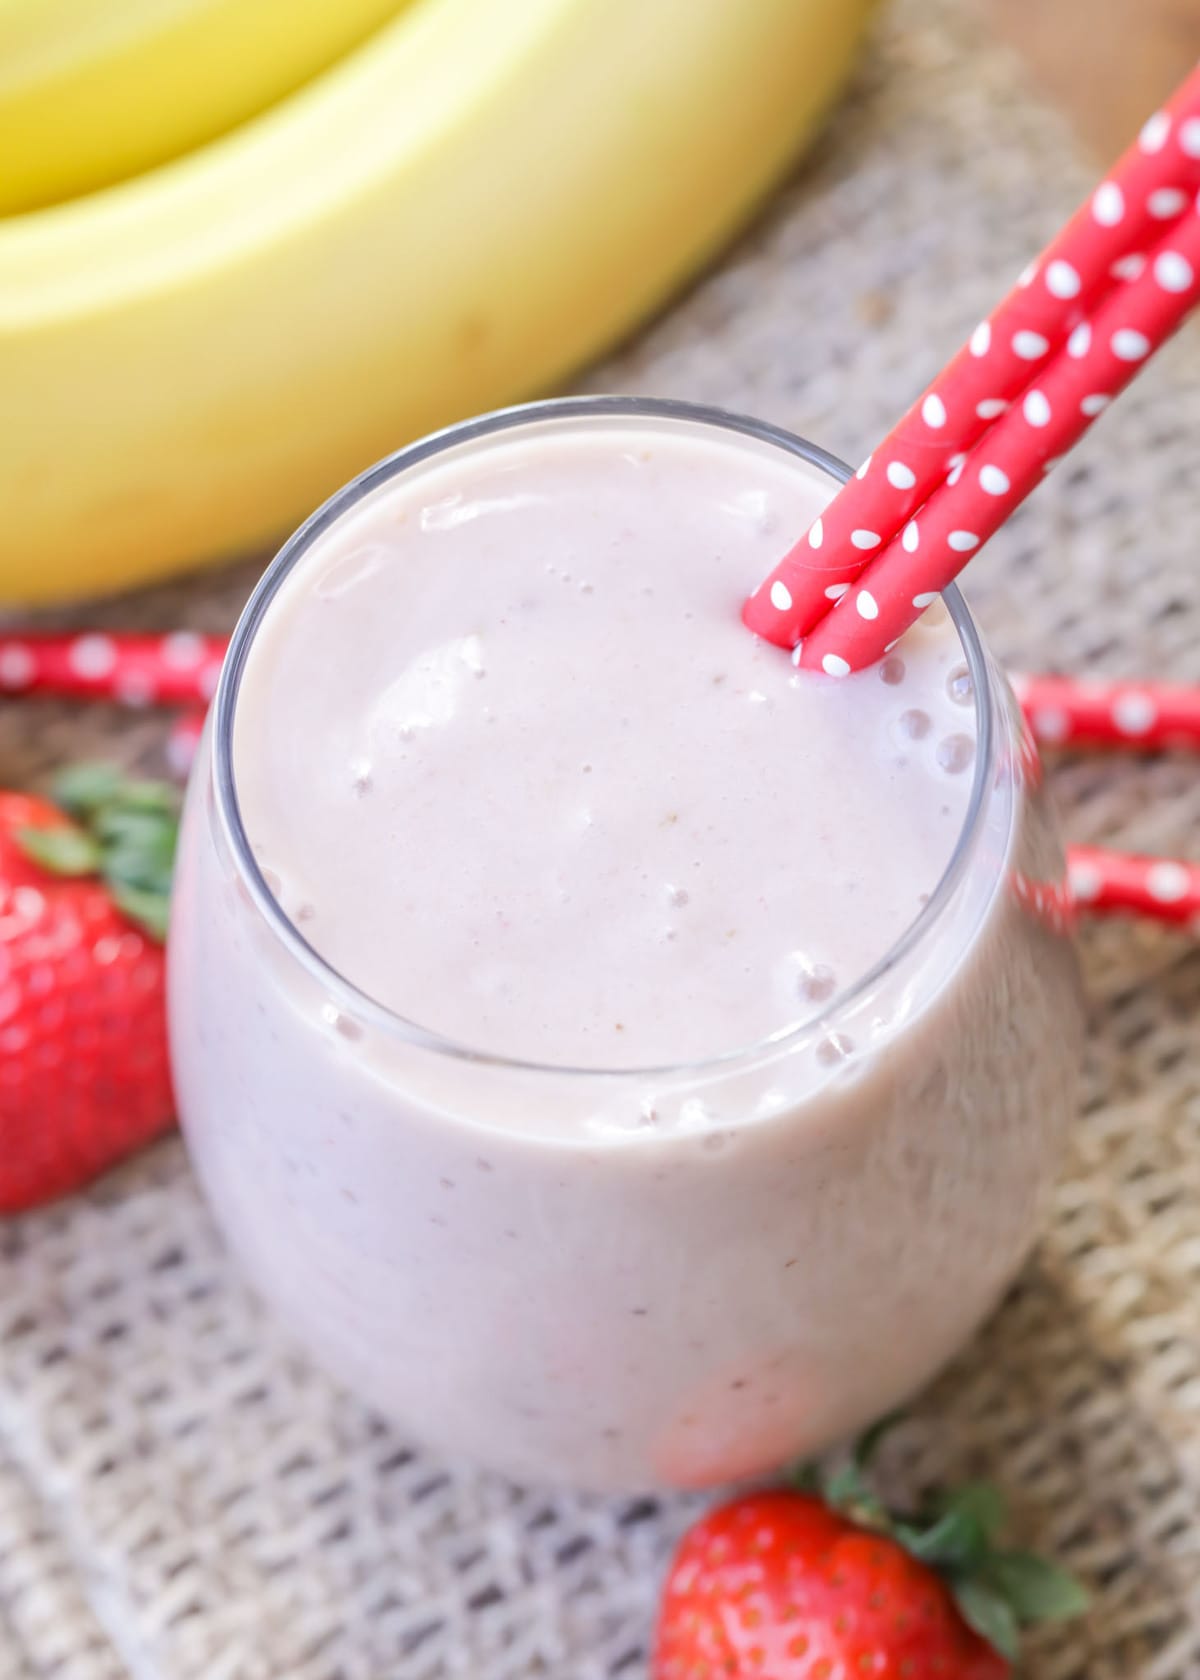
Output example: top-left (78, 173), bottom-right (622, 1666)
top-left (0, 0), bottom-right (413, 212)
top-left (0, 0), bottom-right (875, 604)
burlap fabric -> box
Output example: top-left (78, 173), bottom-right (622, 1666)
top-left (3, 2), bottom-right (1199, 1674)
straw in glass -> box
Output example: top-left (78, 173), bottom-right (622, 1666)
top-left (745, 64), bottom-right (1200, 667)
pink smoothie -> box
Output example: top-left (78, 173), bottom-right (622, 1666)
top-left (234, 424), bottom-right (977, 1068)
top-left (170, 406), bottom-right (1082, 1490)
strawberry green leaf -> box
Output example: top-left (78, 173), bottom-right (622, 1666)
top-left (944, 1483), bottom-right (1007, 1540)
top-left (95, 814), bottom-right (178, 886)
top-left (94, 806), bottom-right (163, 843)
top-left (824, 1462), bottom-right (871, 1509)
top-left (110, 779), bottom-right (180, 815)
top-left (15, 823), bottom-right (101, 877)
top-left (52, 763), bottom-right (125, 817)
top-left (110, 881), bottom-right (171, 942)
top-left (901, 1485), bottom-right (1006, 1569)
top-left (982, 1551), bottom-right (1090, 1623)
top-left (953, 1577), bottom-right (1020, 1663)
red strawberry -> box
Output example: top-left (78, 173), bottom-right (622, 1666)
top-left (655, 1427), bottom-right (1087, 1679)
top-left (0, 765), bottom-right (178, 1213)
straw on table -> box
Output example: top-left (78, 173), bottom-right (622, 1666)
top-left (1067, 845), bottom-right (1200, 926)
top-left (0, 631), bottom-right (227, 707)
top-left (1014, 673), bottom-right (1200, 752)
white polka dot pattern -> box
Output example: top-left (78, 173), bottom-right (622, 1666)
top-left (0, 632), bottom-right (228, 705)
top-left (1092, 182), bottom-right (1125, 226)
top-left (1064, 845), bottom-right (1200, 926)
top-left (0, 643), bottom-right (36, 690)
top-left (743, 63), bottom-right (1200, 659)
top-left (1015, 672), bottom-right (1200, 752)
top-left (1010, 667), bottom-right (1200, 933)
top-left (1022, 389), bottom-right (1051, 426)
top-left (68, 634), bottom-right (118, 680)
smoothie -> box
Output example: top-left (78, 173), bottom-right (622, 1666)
top-left (236, 421), bottom-right (976, 1068)
top-left (169, 402), bottom-right (1082, 1491)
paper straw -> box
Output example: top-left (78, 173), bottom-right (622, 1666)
top-left (1014, 672), bottom-right (1200, 752)
top-left (799, 207), bottom-right (1200, 674)
top-left (0, 631), bottom-right (227, 707)
top-left (1067, 845), bottom-right (1200, 927)
top-left (745, 63), bottom-right (1200, 654)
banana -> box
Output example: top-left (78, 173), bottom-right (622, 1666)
top-left (0, 0), bottom-right (875, 604)
top-left (0, 0), bottom-right (413, 213)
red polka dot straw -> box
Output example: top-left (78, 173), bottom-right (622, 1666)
top-left (1013, 672), bottom-right (1200, 752)
top-left (1066, 845), bottom-right (1200, 928)
top-left (800, 208), bottom-right (1200, 674)
top-left (1012, 669), bottom-right (1200, 936)
top-left (0, 631), bottom-right (227, 706)
top-left (745, 63), bottom-right (1200, 667)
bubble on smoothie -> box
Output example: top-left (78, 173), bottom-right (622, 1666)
top-left (946, 663), bottom-right (974, 706)
top-left (893, 708), bottom-right (932, 743)
top-left (350, 758), bottom-right (374, 796)
top-left (679, 1097), bottom-right (719, 1132)
top-left (936, 733), bottom-right (976, 775)
top-left (585, 1098), bottom-right (657, 1138)
top-left (798, 963), bottom-right (837, 1005)
top-left (295, 902), bottom-right (316, 923)
top-left (778, 950), bottom-right (837, 1006)
top-left (322, 1003), bottom-right (364, 1041)
top-left (816, 1032), bottom-right (856, 1067)
top-left (665, 884), bottom-right (690, 909)
top-left (879, 657), bottom-right (906, 686)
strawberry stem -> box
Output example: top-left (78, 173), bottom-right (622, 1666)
top-left (798, 1419), bottom-right (1089, 1662)
top-left (14, 764), bottom-right (179, 943)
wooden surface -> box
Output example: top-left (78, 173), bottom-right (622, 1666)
top-left (989, 0), bottom-right (1200, 158)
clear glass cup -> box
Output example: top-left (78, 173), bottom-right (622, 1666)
top-left (169, 398), bottom-right (1084, 1494)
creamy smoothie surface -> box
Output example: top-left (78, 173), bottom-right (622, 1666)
top-left (233, 419), bottom-right (977, 1071)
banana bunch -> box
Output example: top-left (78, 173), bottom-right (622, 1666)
top-left (0, 0), bottom-right (875, 604)
top-left (0, 0), bottom-right (412, 212)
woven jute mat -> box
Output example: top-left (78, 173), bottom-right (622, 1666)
top-left (3, 2), bottom-right (1199, 1675)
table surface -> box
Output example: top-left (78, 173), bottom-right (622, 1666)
top-left (992, 0), bottom-right (1200, 158)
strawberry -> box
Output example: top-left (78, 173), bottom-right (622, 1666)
top-left (0, 765), bottom-right (179, 1213)
top-left (655, 1422), bottom-right (1087, 1679)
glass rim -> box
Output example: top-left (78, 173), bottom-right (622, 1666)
top-left (211, 394), bottom-right (999, 1079)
